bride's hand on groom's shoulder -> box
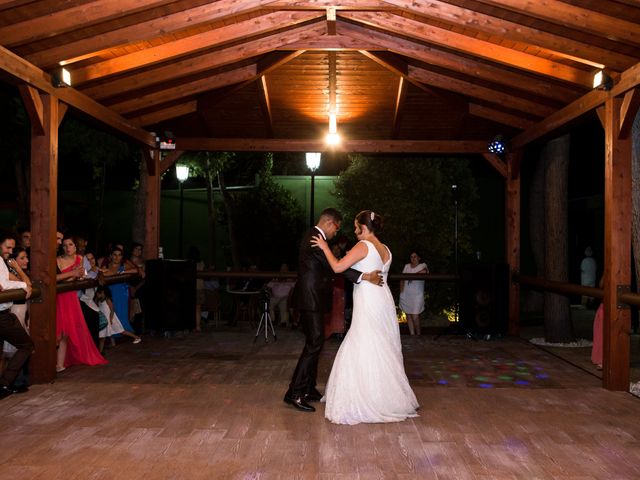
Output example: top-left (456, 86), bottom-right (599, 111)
top-left (310, 234), bottom-right (327, 250)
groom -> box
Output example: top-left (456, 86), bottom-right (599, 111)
top-left (283, 208), bottom-right (382, 412)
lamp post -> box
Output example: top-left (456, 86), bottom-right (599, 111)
top-left (306, 152), bottom-right (321, 227)
top-left (176, 164), bottom-right (189, 257)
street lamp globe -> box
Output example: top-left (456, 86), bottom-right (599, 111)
top-left (305, 152), bottom-right (321, 172)
top-left (176, 164), bottom-right (190, 182)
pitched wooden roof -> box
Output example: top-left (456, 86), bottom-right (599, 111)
top-left (1, 0), bottom-right (639, 152)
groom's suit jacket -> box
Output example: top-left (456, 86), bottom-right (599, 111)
top-left (291, 227), bottom-right (361, 313)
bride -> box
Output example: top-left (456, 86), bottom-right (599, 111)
top-left (311, 210), bottom-right (419, 425)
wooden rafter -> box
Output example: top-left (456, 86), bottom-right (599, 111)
top-left (341, 11), bottom-right (594, 87)
top-left (478, 0), bottom-right (640, 46)
top-left (70, 11), bottom-right (323, 84)
top-left (0, 45), bottom-right (155, 147)
top-left (340, 22), bottom-right (581, 104)
top-left (408, 66), bottom-right (555, 118)
top-left (80, 23), bottom-right (324, 100)
top-left (381, 0), bottom-right (635, 71)
top-left (112, 65), bottom-right (257, 115)
top-left (468, 104), bottom-right (535, 131)
top-left (130, 101), bottom-right (198, 127)
top-left (392, 77), bottom-right (406, 138)
top-left (257, 76), bottom-right (274, 137)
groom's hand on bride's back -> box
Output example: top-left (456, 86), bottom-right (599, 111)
top-left (363, 270), bottom-right (384, 286)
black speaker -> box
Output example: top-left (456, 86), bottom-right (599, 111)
top-left (144, 259), bottom-right (196, 332)
top-left (459, 263), bottom-right (509, 335)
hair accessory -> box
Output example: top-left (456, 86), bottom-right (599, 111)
top-left (370, 211), bottom-right (375, 221)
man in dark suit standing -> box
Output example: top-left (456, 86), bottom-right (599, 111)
top-left (283, 208), bottom-right (382, 412)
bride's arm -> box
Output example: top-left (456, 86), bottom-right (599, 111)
top-left (311, 235), bottom-right (367, 273)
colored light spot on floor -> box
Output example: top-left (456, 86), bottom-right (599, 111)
top-left (515, 380), bottom-right (530, 386)
top-left (478, 383), bottom-right (494, 388)
top-left (438, 379), bottom-right (449, 385)
top-left (474, 376), bottom-right (491, 382)
top-left (498, 375), bottom-right (513, 381)
top-left (536, 373), bottom-right (550, 379)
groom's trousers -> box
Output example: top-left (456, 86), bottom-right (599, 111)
top-left (287, 310), bottom-right (324, 396)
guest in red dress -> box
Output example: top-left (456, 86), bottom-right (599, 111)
top-left (56, 235), bottom-right (107, 372)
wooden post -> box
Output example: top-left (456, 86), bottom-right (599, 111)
top-left (603, 97), bottom-right (632, 391)
top-left (144, 149), bottom-right (161, 260)
top-left (28, 93), bottom-right (59, 383)
top-left (505, 150), bottom-right (521, 335)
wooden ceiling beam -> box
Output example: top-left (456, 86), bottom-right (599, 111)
top-left (408, 65), bottom-right (554, 118)
top-left (513, 61), bottom-right (640, 148)
top-left (468, 103), bottom-right (535, 131)
top-left (112, 65), bottom-right (257, 115)
top-left (0, 45), bottom-right (155, 147)
top-left (618, 88), bottom-right (640, 139)
top-left (342, 22), bottom-right (578, 103)
top-left (381, 0), bottom-right (636, 72)
top-left (264, 0), bottom-right (394, 10)
top-left (341, 11), bottom-right (594, 87)
top-left (70, 11), bottom-right (323, 85)
top-left (0, 0), bottom-right (169, 47)
top-left (256, 76), bottom-right (274, 137)
top-left (481, 153), bottom-right (507, 178)
top-left (392, 77), bottom-right (407, 138)
top-left (81, 23), bottom-right (324, 100)
top-left (17, 84), bottom-right (45, 135)
top-left (25, 0), bottom-right (283, 68)
top-left (130, 101), bottom-right (198, 127)
top-left (477, 0), bottom-right (640, 46)
top-left (326, 7), bottom-right (337, 35)
top-left (175, 138), bottom-right (489, 153)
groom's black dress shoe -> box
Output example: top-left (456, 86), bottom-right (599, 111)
top-left (304, 389), bottom-right (323, 402)
top-left (283, 393), bottom-right (316, 412)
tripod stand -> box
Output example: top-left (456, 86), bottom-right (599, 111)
top-left (254, 292), bottom-right (277, 343)
top-left (435, 184), bottom-right (476, 341)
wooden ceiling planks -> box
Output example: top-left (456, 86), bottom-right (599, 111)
top-left (0, 0), bottom-right (639, 149)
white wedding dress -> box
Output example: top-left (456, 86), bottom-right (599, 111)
top-left (323, 240), bottom-right (419, 425)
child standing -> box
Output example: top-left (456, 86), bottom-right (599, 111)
top-left (95, 286), bottom-right (141, 352)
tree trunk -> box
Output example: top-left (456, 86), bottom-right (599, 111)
top-left (205, 154), bottom-right (217, 267)
top-left (218, 170), bottom-right (240, 270)
top-left (131, 153), bottom-right (147, 245)
top-left (543, 134), bottom-right (574, 342)
top-left (632, 110), bottom-right (640, 298)
top-left (523, 152), bottom-right (545, 313)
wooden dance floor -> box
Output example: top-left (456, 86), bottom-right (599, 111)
top-left (1, 325), bottom-right (640, 479)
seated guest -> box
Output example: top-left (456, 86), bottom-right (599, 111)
top-left (101, 246), bottom-right (139, 338)
top-left (0, 230), bottom-right (34, 399)
top-left (266, 263), bottom-right (296, 327)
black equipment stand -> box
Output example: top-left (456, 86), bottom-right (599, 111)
top-left (254, 292), bottom-right (277, 343)
top-left (435, 184), bottom-right (477, 341)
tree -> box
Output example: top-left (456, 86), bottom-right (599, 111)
top-left (543, 135), bottom-right (573, 342)
top-left (233, 154), bottom-right (305, 269)
top-left (333, 155), bottom-right (478, 314)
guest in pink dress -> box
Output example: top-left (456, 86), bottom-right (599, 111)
top-left (56, 235), bottom-right (107, 372)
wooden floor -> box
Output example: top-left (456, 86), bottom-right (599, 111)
top-left (1, 323), bottom-right (640, 480)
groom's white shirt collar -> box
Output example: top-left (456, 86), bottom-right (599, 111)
top-left (314, 225), bottom-right (326, 240)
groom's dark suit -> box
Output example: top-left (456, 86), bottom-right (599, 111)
top-left (286, 226), bottom-right (362, 401)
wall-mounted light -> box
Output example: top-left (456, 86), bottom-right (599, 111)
top-left (593, 70), bottom-right (612, 91)
top-left (325, 112), bottom-right (341, 146)
top-left (51, 67), bottom-right (71, 88)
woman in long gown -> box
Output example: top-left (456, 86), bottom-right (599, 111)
top-left (56, 236), bottom-right (107, 371)
top-left (311, 210), bottom-right (419, 425)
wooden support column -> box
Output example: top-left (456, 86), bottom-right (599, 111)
top-left (29, 93), bottom-right (59, 383)
top-left (144, 149), bottom-right (161, 260)
top-left (505, 150), bottom-right (522, 335)
top-left (603, 96), bottom-right (632, 391)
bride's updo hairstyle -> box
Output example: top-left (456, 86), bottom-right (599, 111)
top-left (355, 210), bottom-right (384, 235)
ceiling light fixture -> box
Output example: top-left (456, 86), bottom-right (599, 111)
top-left (325, 112), bottom-right (341, 146)
top-left (51, 67), bottom-right (71, 88)
top-left (592, 70), bottom-right (612, 91)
